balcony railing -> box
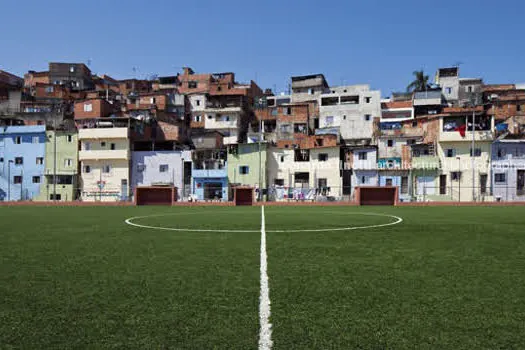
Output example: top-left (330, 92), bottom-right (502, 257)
top-left (79, 149), bottom-right (130, 161)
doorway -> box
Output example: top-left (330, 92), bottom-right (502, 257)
top-left (439, 174), bottom-right (447, 195)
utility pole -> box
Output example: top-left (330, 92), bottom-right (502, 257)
top-left (8, 160), bottom-right (13, 201)
top-left (471, 107), bottom-right (476, 202)
top-left (53, 115), bottom-right (57, 202)
top-left (258, 118), bottom-right (262, 201)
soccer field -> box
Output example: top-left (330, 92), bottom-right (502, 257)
top-left (1, 205), bottom-right (525, 349)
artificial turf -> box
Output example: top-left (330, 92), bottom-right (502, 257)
top-left (1, 205), bottom-right (525, 349)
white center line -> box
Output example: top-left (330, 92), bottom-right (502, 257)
top-left (259, 205), bottom-right (272, 350)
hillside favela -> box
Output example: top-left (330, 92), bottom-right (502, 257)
top-left (1, 64), bottom-right (524, 204)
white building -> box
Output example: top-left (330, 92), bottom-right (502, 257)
top-left (131, 150), bottom-right (192, 200)
top-left (78, 127), bottom-right (130, 202)
top-left (267, 146), bottom-right (342, 200)
top-left (319, 85), bottom-right (381, 142)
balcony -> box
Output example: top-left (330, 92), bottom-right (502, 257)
top-left (378, 122), bottom-right (424, 137)
top-left (79, 149), bottom-right (130, 161)
top-left (192, 160), bottom-right (227, 178)
top-left (78, 127), bottom-right (128, 140)
top-left (413, 90), bottom-right (442, 106)
top-left (440, 130), bottom-right (494, 142)
top-left (412, 156), bottom-right (440, 169)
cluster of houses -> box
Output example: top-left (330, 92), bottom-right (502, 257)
top-left (1, 64), bottom-right (524, 203)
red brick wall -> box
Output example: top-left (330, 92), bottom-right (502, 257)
top-left (74, 99), bottom-right (113, 119)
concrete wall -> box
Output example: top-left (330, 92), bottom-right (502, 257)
top-left (227, 143), bottom-right (267, 188)
top-left (319, 86), bottom-right (380, 140)
top-left (267, 146), bottom-right (342, 195)
top-left (131, 150), bottom-right (191, 199)
top-left (80, 159), bottom-right (130, 202)
top-left (35, 130), bottom-right (78, 202)
top-left (491, 141), bottom-right (525, 201)
top-left (437, 140), bottom-right (492, 201)
top-left (0, 126), bottom-right (46, 201)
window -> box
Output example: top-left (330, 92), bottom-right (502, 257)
top-left (36, 157), bottom-right (44, 165)
top-left (67, 135), bottom-right (73, 143)
top-left (445, 87), bottom-right (452, 94)
top-left (365, 97), bottom-right (371, 103)
top-left (294, 149), bottom-right (310, 162)
top-left (387, 140), bottom-right (394, 147)
top-left (517, 170), bottom-right (525, 194)
top-left (69, 66), bottom-right (75, 73)
top-left (407, 139), bottom-right (416, 145)
top-left (194, 115), bottom-right (202, 122)
top-left (401, 176), bottom-right (408, 194)
top-left (318, 153), bottom-right (328, 161)
top-left (497, 148), bottom-right (506, 158)
top-left (385, 178), bottom-right (393, 186)
top-left (194, 99), bottom-right (201, 107)
top-left (207, 115), bottom-right (213, 120)
top-left (83, 165), bottom-right (91, 173)
top-left (283, 107), bottom-right (292, 115)
top-left (470, 148), bottom-right (482, 157)
top-left (343, 115), bottom-right (347, 120)
top-left (466, 86), bottom-right (472, 93)
top-left (239, 166), bottom-right (249, 174)
top-left (318, 178), bottom-right (327, 188)
top-left (364, 114), bottom-right (371, 121)
top-left (15, 136), bottom-right (21, 144)
top-left (0, 157), bottom-right (3, 163)
top-left (225, 115), bottom-right (230, 122)
top-left (159, 164), bottom-right (169, 172)
top-left (15, 157), bottom-right (23, 165)
top-left (280, 156), bottom-right (285, 163)
top-left (361, 176), bottom-right (367, 184)
top-left (271, 108), bottom-right (278, 116)
top-left (294, 172), bottom-right (309, 188)
top-left (49, 194), bottom-right (62, 200)
top-left (110, 143), bottom-right (116, 150)
top-left (308, 88), bottom-right (314, 95)
top-left (495, 173), bottom-right (506, 183)
top-left (32, 176), bottom-right (41, 184)
top-left (83, 103), bottom-right (93, 112)
top-left (45, 86), bottom-right (54, 93)
top-left (102, 165), bottom-right (111, 173)
top-left (325, 116), bottom-right (334, 126)
top-left (137, 164), bottom-right (145, 172)
top-left (358, 152), bottom-right (367, 160)
top-left (274, 179), bottom-right (284, 186)
top-left (14, 176), bottom-right (22, 184)
top-left (64, 158), bottom-right (73, 167)
top-left (451, 171), bottom-right (462, 181)
top-left (150, 97), bottom-right (156, 104)
top-left (84, 142), bottom-right (91, 150)
top-left (517, 104), bottom-right (522, 112)
top-left (445, 149), bottom-right (456, 157)
top-left (412, 120), bottom-right (418, 127)
top-left (188, 81), bottom-right (198, 89)
top-left (32, 136), bottom-right (39, 144)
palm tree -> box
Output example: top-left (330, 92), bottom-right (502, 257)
top-left (406, 70), bottom-right (430, 92)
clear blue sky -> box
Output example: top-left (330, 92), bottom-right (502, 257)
top-left (1, 0), bottom-right (524, 97)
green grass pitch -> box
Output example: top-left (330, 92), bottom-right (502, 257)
top-left (1, 205), bottom-right (525, 349)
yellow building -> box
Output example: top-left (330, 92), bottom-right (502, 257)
top-left (437, 110), bottom-right (494, 202)
top-left (78, 127), bottom-right (130, 201)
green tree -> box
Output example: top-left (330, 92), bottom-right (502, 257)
top-left (406, 70), bottom-right (430, 92)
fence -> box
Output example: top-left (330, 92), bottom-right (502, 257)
top-left (1, 184), bottom-right (524, 204)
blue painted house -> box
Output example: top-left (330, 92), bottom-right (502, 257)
top-left (0, 125), bottom-right (46, 201)
top-left (491, 138), bottom-right (525, 201)
top-left (191, 158), bottom-right (228, 201)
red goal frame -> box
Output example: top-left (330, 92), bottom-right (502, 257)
top-left (234, 186), bottom-right (254, 206)
top-left (135, 186), bottom-right (178, 206)
top-left (355, 186), bottom-right (398, 206)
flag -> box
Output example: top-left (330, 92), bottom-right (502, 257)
top-left (455, 124), bottom-right (466, 137)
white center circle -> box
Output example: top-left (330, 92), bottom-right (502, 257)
top-left (124, 211), bottom-right (403, 233)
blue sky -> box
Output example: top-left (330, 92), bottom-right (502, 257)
top-left (1, 0), bottom-right (524, 97)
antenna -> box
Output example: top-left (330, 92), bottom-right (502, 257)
top-left (453, 61), bottom-right (464, 68)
